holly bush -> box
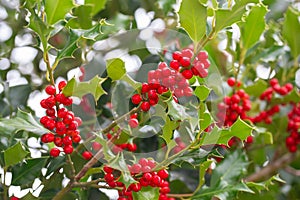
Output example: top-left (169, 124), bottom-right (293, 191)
top-left (0, 0), bottom-right (300, 199)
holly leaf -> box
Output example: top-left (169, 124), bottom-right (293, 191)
top-left (246, 174), bottom-right (285, 192)
top-left (0, 109), bottom-right (48, 135)
top-left (62, 75), bottom-right (107, 102)
top-left (215, 0), bottom-right (259, 33)
top-left (11, 157), bottom-right (47, 186)
top-left (132, 186), bottom-right (160, 200)
top-left (45, 0), bottom-right (74, 25)
top-left (67, 5), bottom-right (93, 29)
top-left (4, 142), bottom-right (29, 166)
top-left (240, 4), bottom-right (268, 49)
top-left (200, 118), bottom-right (253, 146)
top-left (198, 102), bottom-right (212, 131)
top-left (244, 79), bottom-right (268, 97)
top-left (194, 85), bottom-right (211, 102)
top-left (178, 0), bottom-right (207, 43)
top-left (167, 100), bottom-right (190, 121)
top-left (106, 58), bottom-right (126, 81)
top-left (282, 7), bottom-right (300, 59)
top-left (56, 29), bottom-right (80, 60)
top-left (85, 0), bottom-right (107, 15)
top-left (162, 116), bottom-right (178, 144)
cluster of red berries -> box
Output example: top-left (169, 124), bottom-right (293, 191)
top-left (103, 158), bottom-right (173, 200)
top-left (40, 81), bottom-right (82, 157)
top-left (217, 79), bottom-right (251, 127)
top-left (286, 103), bottom-right (300, 152)
top-left (260, 78), bottom-right (293, 101)
top-left (249, 105), bottom-right (280, 124)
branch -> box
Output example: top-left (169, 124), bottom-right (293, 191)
top-left (245, 152), bottom-right (299, 182)
top-left (284, 166), bottom-right (300, 176)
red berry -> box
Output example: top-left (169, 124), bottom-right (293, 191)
top-left (63, 145), bottom-right (73, 154)
top-left (128, 118), bottom-right (139, 128)
top-left (45, 85), bottom-right (56, 95)
top-left (158, 62), bottom-right (168, 69)
top-left (143, 172), bottom-right (153, 181)
top-left (54, 137), bottom-right (63, 147)
top-left (227, 77), bottom-right (235, 87)
top-left (285, 83), bottom-right (293, 92)
top-left (103, 166), bottom-right (114, 173)
top-left (131, 94), bottom-right (142, 105)
top-left (170, 60), bottom-right (180, 70)
top-left (50, 148), bottom-right (60, 157)
top-left (58, 81), bottom-right (67, 90)
top-left (245, 136), bottom-right (253, 144)
top-left (92, 142), bottom-right (102, 151)
top-left (172, 51), bottom-right (182, 60)
top-left (148, 90), bottom-right (158, 100)
top-left (130, 113), bottom-right (138, 119)
top-left (179, 57), bottom-right (191, 67)
top-left (127, 143), bottom-right (137, 152)
top-left (104, 173), bottom-right (115, 182)
top-left (141, 83), bottom-right (150, 93)
top-left (181, 49), bottom-right (194, 58)
top-left (131, 163), bottom-right (142, 174)
top-left (82, 151), bottom-right (93, 160)
top-left (152, 175), bottom-right (161, 186)
top-left (269, 78), bottom-right (278, 87)
top-left (181, 69), bottom-right (193, 79)
top-left (131, 183), bottom-right (141, 192)
top-left (197, 51), bottom-right (208, 60)
top-left (62, 136), bottom-right (72, 146)
top-left (141, 101), bottom-right (150, 112)
top-left (157, 169), bottom-right (169, 179)
top-left (72, 135), bottom-right (81, 143)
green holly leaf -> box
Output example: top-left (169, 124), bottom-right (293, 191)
top-left (200, 118), bottom-right (253, 146)
top-left (198, 160), bottom-right (213, 188)
top-left (106, 58), bottom-right (126, 81)
top-left (178, 0), bottom-right (207, 43)
top-left (215, 0), bottom-right (259, 33)
top-left (85, 0), bottom-right (107, 15)
top-left (0, 109), bottom-right (48, 135)
top-left (4, 142), bottom-right (29, 166)
top-left (167, 100), bottom-right (190, 121)
top-left (67, 5), bottom-right (93, 29)
top-left (282, 7), bottom-right (300, 59)
top-left (11, 157), bottom-right (47, 186)
top-left (240, 4), bottom-right (268, 49)
top-left (198, 102), bottom-right (212, 131)
top-left (246, 174), bottom-right (285, 192)
top-left (45, 0), bottom-right (74, 25)
top-left (132, 186), bottom-right (160, 200)
top-left (244, 79), bottom-right (268, 97)
top-left (194, 85), bottom-right (211, 102)
top-left (162, 116), bottom-right (179, 144)
top-left (62, 75), bottom-right (107, 102)
top-left (56, 29), bottom-right (80, 60)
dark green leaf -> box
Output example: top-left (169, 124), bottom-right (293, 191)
top-left (85, 0), bottom-right (107, 15)
top-left (167, 100), bottom-right (190, 121)
top-left (198, 160), bottom-right (212, 188)
top-left (282, 7), bottom-right (300, 58)
top-left (9, 85), bottom-right (31, 110)
top-left (45, 0), bottom-right (74, 25)
top-left (246, 174), bottom-right (285, 192)
top-left (63, 75), bottom-right (107, 102)
top-left (46, 156), bottom-right (66, 176)
top-left (132, 186), bottom-right (160, 200)
top-left (22, 192), bottom-right (40, 200)
top-left (199, 102), bottom-right (213, 131)
top-left (106, 58), bottom-right (126, 81)
top-left (4, 142), bottom-right (29, 166)
top-left (0, 109), bottom-right (48, 135)
top-left (240, 4), bottom-right (268, 49)
top-left (11, 157), bottom-right (47, 185)
top-left (178, 0), bottom-right (207, 43)
top-left (56, 29), bottom-right (80, 60)
top-left (67, 5), bottom-right (93, 29)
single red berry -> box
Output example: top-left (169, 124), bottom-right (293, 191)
top-left (104, 173), bottom-right (115, 182)
top-left (197, 51), bottom-right (208, 60)
top-left (181, 49), bottom-right (194, 58)
top-left (172, 51), bottom-right (182, 60)
top-left (269, 78), bottom-right (278, 87)
top-left (92, 142), bottom-right (102, 151)
top-left (157, 169), bottom-right (169, 179)
top-left (63, 145), bottom-right (73, 154)
top-left (128, 118), bottom-right (139, 128)
top-left (285, 83), bottom-right (293, 92)
top-left (130, 113), bottom-right (138, 119)
top-left (245, 136), bottom-right (253, 144)
top-left (152, 175), bottom-right (161, 186)
top-left (50, 148), bottom-right (60, 157)
top-left (181, 69), bottom-right (193, 79)
top-left (141, 83), bottom-right (150, 93)
top-left (45, 85), bottom-right (56, 95)
top-left (54, 137), bottom-right (63, 147)
top-left (160, 186), bottom-right (170, 194)
top-left (131, 163), bottom-right (142, 174)
top-left (289, 145), bottom-right (297, 152)
top-left (180, 57), bottom-right (191, 67)
top-left (58, 81), bottom-right (67, 91)
top-left (170, 60), bottom-right (180, 70)
top-left (72, 134), bottom-right (81, 143)
top-left (10, 197), bottom-right (20, 200)
top-left (141, 101), bottom-right (150, 112)
top-left (131, 183), bottom-right (141, 192)
top-left (103, 165), bottom-right (113, 173)
top-left (127, 143), bottom-right (137, 152)
top-left (148, 90), bottom-right (158, 100)
top-left (131, 94), bottom-right (142, 105)
top-left (82, 151), bottom-right (93, 160)
top-left (62, 136), bottom-right (72, 146)
top-left (143, 172), bottom-right (153, 182)
top-left (158, 62), bottom-right (168, 69)
top-left (227, 77), bottom-right (235, 87)
top-left (68, 121), bottom-right (79, 130)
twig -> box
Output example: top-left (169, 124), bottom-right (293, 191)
top-left (284, 166), bottom-right (300, 176)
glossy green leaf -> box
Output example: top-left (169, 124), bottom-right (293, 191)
top-left (167, 100), bottom-right (190, 121)
top-left (46, 156), bottom-right (66, 176)
top-left (22, 192), bottom-right (40, 200)
top-left (247, 174), bottom-right (285, 192)
top-left (0, 109), bottom-right (48, 135)
top-left (4, 142), bottom-right (29, 166)
top-left (198, 102), bottom-right (212, 131)
top-left (282, 7), bottom-right (300, 58)
top-left (194, 85), bottom-right (211, 101)
top-left (132, 186), bottom-right (160, 200)
top-left (244, 79), bottom-right (268, 97)
top-left (56, 30), bottom-right (80, 60)
top-left (67, 5), bottom-right (93, 29)
top-left (162, 116), bottom-right (178, 144)
top-left (215, 0), bottom-right (259, 33)
top-left (9, 85), bottom-right (31, 110)
top-left (200, 118), bottom-right (253, 146)
top-left (198, 160), bottom-right (213, 188)
top-left (85, 0), bottom-right (107, 15)
top-left (106, 58), bottom-right (126, 81)
top-left (63, 75), bottom-right (107, 102)
top-left (45, 0), bottom-right (74, 25)
top-left (240, 4), bottom-right (268, 49)
top-left (12, 157), bottom-right (47, 185)
top-left (178, 0), bottom-right (207, 43)
top-left (211, 150), bottom-right (248, 186)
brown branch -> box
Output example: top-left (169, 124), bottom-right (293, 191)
top-left (245, 152), bottom-right (299, 182)
top-left (284, 166), bottom-right (300, 176)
